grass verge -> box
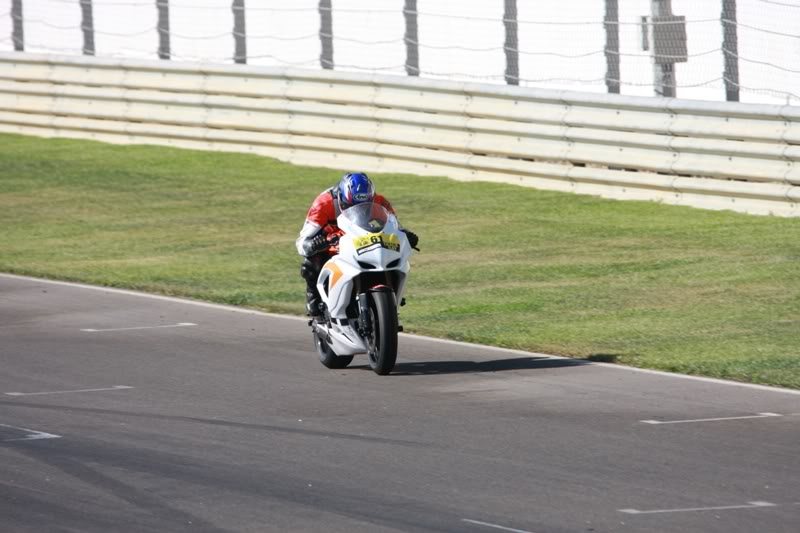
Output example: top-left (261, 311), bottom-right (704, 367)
top-left (1, 133), bottom-right (798, 388)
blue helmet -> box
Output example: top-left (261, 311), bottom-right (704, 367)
top-left (338, 172), bottom-right (375, 209)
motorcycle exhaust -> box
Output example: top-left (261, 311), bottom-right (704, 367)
top-left (311, 321), bottom-right (332, 344)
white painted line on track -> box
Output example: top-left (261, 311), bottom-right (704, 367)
top-left (641, 412), bottom-right (783, 425)
top-left (0, 274), bottom-right (305, 322)
top-left (461, 518), bottom-right (534, 533)
top-left (0, 424), bottom-right (61, 442)
top-left (3, 273), bottom-right (800, 396)
top-left (619, 501), bottom-right (777, 515)
top-left (81, 322), bottom-right (196, 333)
top-left (5, 385), bottom-right (134, 397)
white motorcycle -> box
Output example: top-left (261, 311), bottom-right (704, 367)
top-left (309, 202), bottom-right (414, 375)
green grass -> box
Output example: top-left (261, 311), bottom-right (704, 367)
top-left (1, 133), bottom-right (799, 388)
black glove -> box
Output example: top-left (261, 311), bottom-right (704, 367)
top-left (403, 229), bottom-right (419, 250)
top-left (307, 234), bottom-right (329, 256)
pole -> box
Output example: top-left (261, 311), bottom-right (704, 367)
top-left (721, 0), bottom-right (739, 102)
top-left (605, 0), bottom-right (620, 94)
top-left (651, 0), bottom-right (675, 97)
top-left (11, 0), bottom-right (23, 51)
top-left (157, 0), bottom-right (170, 60)
top-left (319, 0), bottom-right (333, 69)
top-left (80, 0), bottom-right (95, 56)
top-left (404, 0), bottom-right (419, 76)
top-left (503, 0), bottom-right (519, 85)
top-left (232, 0), bottom-right (246, 64)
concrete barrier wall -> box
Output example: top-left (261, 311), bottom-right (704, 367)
top-left (1, 53), bottom-right (798, 216)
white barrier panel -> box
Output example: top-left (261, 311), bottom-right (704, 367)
top-left (0, 53), bottom-right (798, 216)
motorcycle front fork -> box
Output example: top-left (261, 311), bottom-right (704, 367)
top-left (357, 292), bottom-right (405, 336)
top-left (357, 292), bottom-right (372, 337)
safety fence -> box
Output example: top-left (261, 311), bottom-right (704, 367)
top-left (4, 0), bottom-right (800, 106)
top-left (0, 53), bottom-right (798, 216)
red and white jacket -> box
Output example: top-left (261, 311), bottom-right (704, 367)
top-left (296, 187), bottom-right (395, 257)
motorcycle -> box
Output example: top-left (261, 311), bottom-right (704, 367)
top-left (309, 202), bottom-right (414, 375)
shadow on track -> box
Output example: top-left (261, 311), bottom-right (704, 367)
top-left (368, 356), bottom-right (590, 376)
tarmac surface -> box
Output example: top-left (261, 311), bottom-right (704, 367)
top-left (1, 274), bottom-right (798, 533)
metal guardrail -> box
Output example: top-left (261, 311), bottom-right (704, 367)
top-left (0, 53), bottom-right (798, 216)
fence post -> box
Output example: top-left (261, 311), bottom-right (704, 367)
top-left (232, 0), bottom-right (246, 64)
top-left (503, 0), bottom-right (519, 85)
top-left (11, 0), bottom-right (23, 51)
top-left (721, 0), bottom-right (739, 102)
top-left (319, 0), bottom-right (334, 69)
top-left (157, 0), bottom-right (170, 60)
top-left (404, 0), bottom-right (419, 76)
top-left (80, 0), bottom-right (95, 56)
top-left (605, 0), bottom-right (620, 94)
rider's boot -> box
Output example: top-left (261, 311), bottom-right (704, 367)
top-left (305, 289), bottom-right (323, 317)
top-left (301, 259), bottom-right (324, 317)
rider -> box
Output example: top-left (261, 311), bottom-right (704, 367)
top-left (297, 172), bottom-right (418, 316)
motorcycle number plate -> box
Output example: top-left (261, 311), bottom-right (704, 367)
top-left (353, 232), bottom-right (400, 255)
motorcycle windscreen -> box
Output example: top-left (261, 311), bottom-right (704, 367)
top-left (340, 202), bottom-right (392, 233)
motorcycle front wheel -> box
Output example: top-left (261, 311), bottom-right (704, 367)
top-left (314, 330), bottom-right (354, 369)
top-left (366, 290), bottom-right (398, 375)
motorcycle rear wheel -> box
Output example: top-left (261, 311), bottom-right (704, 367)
top-left (315, 331), bottom-right (354, 369)
top-left (367, 291), bottom-right (398, 375)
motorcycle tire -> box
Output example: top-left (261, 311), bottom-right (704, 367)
top-left (314, 331), bottom-right (353, 369)
top-left (367, 290), bottom-right (398, 375)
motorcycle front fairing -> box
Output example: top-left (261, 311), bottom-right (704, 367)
top-left (315, 203), bottom-right (412, 356)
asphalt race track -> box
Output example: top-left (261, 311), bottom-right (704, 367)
top-left (1, 274), bottom-right (798, 533)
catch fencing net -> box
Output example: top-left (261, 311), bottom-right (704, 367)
top-left (1, 0), bottom-right (799, 105)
